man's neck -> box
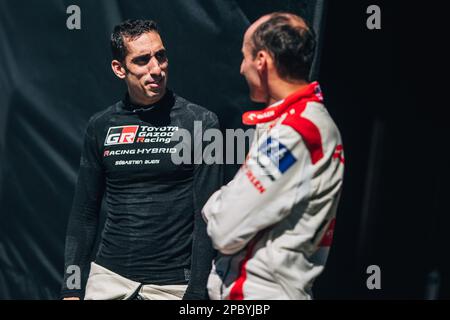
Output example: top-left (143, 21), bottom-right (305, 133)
top-left (267, 79), bottom-right (309, 106)
top-left (128, 91), bottom-right (166, 107)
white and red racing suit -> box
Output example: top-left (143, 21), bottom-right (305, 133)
top-left (202, 82), bottom-right (344, 300)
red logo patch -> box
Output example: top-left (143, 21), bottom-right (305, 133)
top-left (104, 126), bottom-right (139, 146)
top-left (333, 145), bottom-right (345, 164)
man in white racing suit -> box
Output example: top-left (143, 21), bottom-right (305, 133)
top-left (202, 12), bottom-right (344, 300)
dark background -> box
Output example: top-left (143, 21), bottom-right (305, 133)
top-left (0, 0), bottom-right (447, 299)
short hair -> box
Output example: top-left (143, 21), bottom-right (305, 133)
top-left (111, 19), bottom-right (159, 62)
top-left (251, 13), bottom-right (316, 81)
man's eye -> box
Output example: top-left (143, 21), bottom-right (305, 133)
top-left (134, 56), bottom-right (150, 65)
top-left (155, 51), bottom-right (168, 64)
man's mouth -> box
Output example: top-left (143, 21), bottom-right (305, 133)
top-left (147, 78), bottom-right (163, 88)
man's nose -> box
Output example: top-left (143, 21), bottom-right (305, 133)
top-left (148, 56), bottom-right (162, 75)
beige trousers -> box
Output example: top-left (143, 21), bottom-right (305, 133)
top-left (84, 262), bottom-right (187, 300)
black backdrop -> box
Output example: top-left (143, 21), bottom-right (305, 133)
top-left (0, 0), bottom-right (448, 299)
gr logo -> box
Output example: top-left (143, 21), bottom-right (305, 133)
top-left (105, 125), bottom-right (139, 146)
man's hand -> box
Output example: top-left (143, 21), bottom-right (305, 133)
top-left (63, 297), bottom-right (80, 300)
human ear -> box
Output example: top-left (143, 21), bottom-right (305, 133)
top-left (256, 50), bottom-right (269, 74)
top-left (111, 60), bottom-right (127, 79)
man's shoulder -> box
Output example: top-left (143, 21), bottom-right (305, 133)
top-left (174, 94), bottom-right (214, 114)
top-left (173, 93), bottom-right (219, 125)
top-left (86, 102), bottom-right (120, 127)
top-left (281, 101), bottom-right (338, 134)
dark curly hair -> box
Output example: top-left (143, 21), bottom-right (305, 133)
top-left (111, 19), bottom-right (159, 62)
top-left (251, 13), bottom-right (316, 81)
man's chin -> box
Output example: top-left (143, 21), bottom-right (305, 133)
top-left (249, 89), bottom-right (267, 104)
top-left (250, 94), bottom-right (266, 104)
top-left (144, 89), bottom-right (166, 101)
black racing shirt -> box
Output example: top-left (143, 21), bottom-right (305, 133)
top-left (61, 90), bottom-right (222, 299)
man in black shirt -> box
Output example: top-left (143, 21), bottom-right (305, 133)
top-left (61, 19), bottom-right (221, 300)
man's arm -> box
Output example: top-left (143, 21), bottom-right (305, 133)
top-left (61, 119), bottom-right (105, 299)
top-left (183, 112), bottom-right (223, 300)
top-left (203, 124), bottom-right (313, 255)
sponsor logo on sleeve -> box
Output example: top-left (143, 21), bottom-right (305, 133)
top-left (259, 137), bottom-right (296, 174)
top-left (244, 165), bottom-right (266, 194)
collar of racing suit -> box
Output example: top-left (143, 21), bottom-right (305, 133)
top-left (121, 89), bottom-right (175, 114)
top-left (242, 81), bottom-right (324, 125)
